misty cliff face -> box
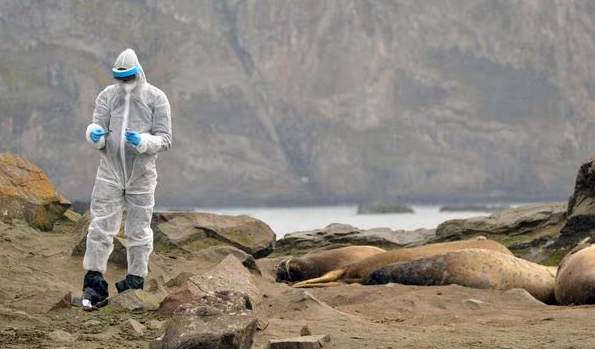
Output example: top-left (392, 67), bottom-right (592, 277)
top-left (0, 0), bottom-right (594, 206)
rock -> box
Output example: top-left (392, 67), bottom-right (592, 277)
top-left (357, 201), bottom-right (414, 214)
top-left (502, 288), bottom-right (546, 306)
top-left (300, 326), bottom-right (312, 336)
top-left (0, 306), bottom-right (36, 321)
top-left (158, 280), bottom-right (207, 315)
top-left (0, 152), bottom-right (69, 231)
top-left (146, 319), bottom-right (166, 331)
top-left (152, 211), bottom-right (275, 258)
top-left (47, 329), bottom-right (74, 342)
top-left (109, 289), bottom-right (164, 312)
top-left (121, 319), bottom-right (146, 336)
top-left (275, 223), bottom-right (435, 254)
top-left (433, 202), bottom-right (567, 263)
top-left (81, 319), bottom-right (105, 334)
top-left (188, 255), bottom-right (262, 304)
top-left (462, 299), bottom-right (485, 310)
top-left (194, 245), bottom-right (261, 275)
top-left (156, 290), bottom-right (258, 349)
top-left (268, 334), bottom-right (332, 349)
top-left (558, 157), bottom-right (595, 248)
top-left (157, 313), bottom-right (258, 349)
top-left (159, 255), bottom-right (261, 314)
top-left (164, 272), bottom-right (196, 289)
top-left (435, 202), bottom-right (566, 241)
top-left (11, 290), bottom-right (72, 313)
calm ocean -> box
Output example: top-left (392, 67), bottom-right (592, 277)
top-left (188, 204), bottom-right (521, 238)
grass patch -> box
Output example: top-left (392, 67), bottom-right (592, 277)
top-left (183, 237), bottom-right (226, 252)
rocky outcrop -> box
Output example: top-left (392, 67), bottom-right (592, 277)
top-left (433, 202), bottom-right (567, 263)
top-left (0, 152), bottom-right (69, 231)
top-left (357, 201), bottom-right (414, 214)
top-left (434, 203), bottom-right (567, 241)
top-left (275, 223), bottom-right (435, 255)
top-left (557, 157), bottom-right (595, 248)
top-left (152, 211), bottom-right (276, 258)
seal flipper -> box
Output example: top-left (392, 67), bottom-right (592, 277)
top-left (292, 269), bottom-right (346, 288)
top-left (293, 281), bottom-right (345, 288)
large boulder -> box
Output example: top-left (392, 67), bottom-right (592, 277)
top-left (152, 290), bottom-right (259, 349)
top-left (152, 211), bottom-right (276, 258)
top-left (159, 254), bottom-right (262, 314)
top-left (275, 223), bottom-right (435, 256)
top-left (557, 157), bottom-right (595, 248)
top-left (0, 152), bottom-right (69, 231)
top-left (433, 202), bottom-right (567, 264)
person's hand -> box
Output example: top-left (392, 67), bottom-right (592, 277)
top-left (125, 129), bottom-right (141, 146)
top-left (90, 128), bottom-right (106, 143)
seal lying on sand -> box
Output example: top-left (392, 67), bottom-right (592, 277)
top-left (276, 245), bottom-right (386, 283)
top-left (555, 242), bottom-right (595, 305)
top-left (367, 248), bottom-right (557, 304)
top-left (293, 236), bottom-right (512, 288)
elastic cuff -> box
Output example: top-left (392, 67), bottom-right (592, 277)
top-left (86, 124), bottom-right (105, 149)
top-left (134, 134), bottom-right (149, 153)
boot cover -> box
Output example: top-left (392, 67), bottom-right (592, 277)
top-left (115, 274), bottom-right (144, 294)
top-left (81, 271), bottom-right (109, 311)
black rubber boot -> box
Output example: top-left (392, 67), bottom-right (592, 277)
top-left (82, 271), bottom-right (109, 311)
top-left (115, 274), bottom-right (144, 294)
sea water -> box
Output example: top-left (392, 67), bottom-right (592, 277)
top-left (191, 204), bottom-right (516, 238)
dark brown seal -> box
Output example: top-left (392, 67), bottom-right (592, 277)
top-left (293, 236), bottom-right (513, 287)
top-left (367, 248), bottom-right (557, 304)
top-left (276, 245), bottom-right (386, 283)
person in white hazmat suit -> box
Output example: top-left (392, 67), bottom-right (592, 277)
top-left (80, 48), bottom-right (172, 311)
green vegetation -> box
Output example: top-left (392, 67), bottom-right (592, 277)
top-left (183, 238), bottom-right (226, 252)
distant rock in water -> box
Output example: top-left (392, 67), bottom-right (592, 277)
top-left (357, 201), bottom-right (414, 214)
top-left (439, 204), bottom-right (510, 213)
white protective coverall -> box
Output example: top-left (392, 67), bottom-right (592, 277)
top-left (83, 48), bottom-right (172, 277)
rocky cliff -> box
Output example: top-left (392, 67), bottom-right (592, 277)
top-left (1, 0), bottom-right (594, 206)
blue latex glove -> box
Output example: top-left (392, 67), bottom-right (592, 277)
top-left (90, 128), bottom-right (106, 143)
top-left (125, 129), bottom-right (142, 146)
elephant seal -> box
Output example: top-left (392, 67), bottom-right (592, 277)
top-left (293, 236), bottom-right (513, 288)
top-left (367, 248), bottom-right (557, 304)
top-left (555, 243), bottom-right (595, 305)
top-left (276, 245), bottom-right (386, 283)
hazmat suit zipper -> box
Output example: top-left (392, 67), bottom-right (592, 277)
top-left (120, 91), bottom-right (131, 188)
